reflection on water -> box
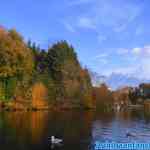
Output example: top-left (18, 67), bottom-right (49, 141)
top-left (0, 110), bottom-right (150, 150)
top-left (4, 111), bottom-right (49, 143)
top-left (31, 112), bottom-right (49, 143)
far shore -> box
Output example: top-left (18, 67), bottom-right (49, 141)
top-left (128, 104), bottom-right (144, 109)
top-left (0, 102), bottom-right (148, 112)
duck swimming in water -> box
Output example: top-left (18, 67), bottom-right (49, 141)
top-left (48, 136), bottom-right (63, 149)
top-left (126, 131), bottom-right (136, 138)
top-left (51, 136), bottom-right (63, 144)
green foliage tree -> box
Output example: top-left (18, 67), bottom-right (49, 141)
top-left (47, 41), bottom-right (94, 108)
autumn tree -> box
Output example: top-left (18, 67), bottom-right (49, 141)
top-left (0, 26), bottom-right (94, 109)
top-left (93, 84), bottom-right (114, 111)
top-left (0, 27), bottom-right (34, 101)
top-left (47, 41), bottom-right (94, 108)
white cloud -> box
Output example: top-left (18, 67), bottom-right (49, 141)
top-left (140, 59), bottom-right (150, 79)
top-left (92, 53), bottom-right (109, 64)
top-left (104, 66), bottom-right (137, 76)
top-left (68, 0), bottom-right (143, 33)
top-left (132, 45), bottom-right (150, 57)
top-left (62, 21), bottom-right (76, 33)
top-left (77, 17), bottom-right (96, 29)
top-left (116, 45), bottom-right (150, 57)
top-left (95, 53), bottom-right (108, 59)
top-left (117, 48), bottom-right (129, 55)
top-left (99, 58), bottom-right (108, 64)
top-left (93, 45), bottom-right (150, 79)
top-left (133, 47), bottom-right (141, 55)
top-left (115, 45), bottom-right (150, 79)
top-left (65, 0), bottom-right (147, 79)
top-left (65, 0), bottom-right (144, 47)
top-left (97, 1), bottom-right (142, 32)
top-left (128, 59), bottom-right (150, 80)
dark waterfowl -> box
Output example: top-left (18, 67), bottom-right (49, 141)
top-left (126, 131), bottom-right (136, 137)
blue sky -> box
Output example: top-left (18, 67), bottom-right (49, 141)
top-left (0, 0), bottom-right (150, 79)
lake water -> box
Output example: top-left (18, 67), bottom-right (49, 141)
top-left (0, 110), bottom-right (150, 150)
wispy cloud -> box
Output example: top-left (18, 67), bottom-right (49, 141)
top-left (77, 17), bottom-right (96, 29)
top-left (65, 0), bottom-right (144, 45)
top-left (92, 53), bottom-right (109, 64)
top-left (132, 45), bottom-right (150, 57)
top-left (91, 45), bottom-right (150, 79)
top-left (62, 21), bottom-right (76, 33)
top-left (94, 53), bottom-right (108, 59)
top-left (132, 47), bottom-right (141, 55)
top-left (104, 66), bottom-right (137, 76)
top-left (138, 59), bottom-right (150, 79)
top-left (96, 0), bottom-right (142, 32)
top-left (63, 0), bottom-right (147, 79)
top-left (116, 45), bottom-right (150, 57)
top-left (117, 48), bottom-right (129, 55)
top-left (70, 0), bottom-right (143, 31)
top-left (111, 45), bottom-right (150, 79)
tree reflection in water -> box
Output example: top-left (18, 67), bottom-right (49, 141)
top-left (3, 111), bottom-right (49, 144)
top-left (1, 110), bottom-right (150, 150)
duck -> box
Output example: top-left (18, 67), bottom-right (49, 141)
top-left (126, 131), bottom-right (136, 138)
top-left (48, 136), bottom-right (63, 149)
top-left (51, 136), bottom-right (63, 144)
top-left (48, 136), bottom-right (63, 144)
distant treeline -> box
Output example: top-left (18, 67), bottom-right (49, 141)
top-left (0, 27), bottom-right (94, 109)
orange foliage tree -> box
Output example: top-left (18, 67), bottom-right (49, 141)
top-left (32, 82), bottom-right (48, 109)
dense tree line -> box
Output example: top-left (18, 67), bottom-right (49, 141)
top-left (0, 27), bottom-right (94, 109)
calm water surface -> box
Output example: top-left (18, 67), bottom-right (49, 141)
top-left (0, 110), bottom-right (150, 150)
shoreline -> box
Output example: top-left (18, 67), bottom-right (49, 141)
top-left (0, 102), bottom-right (95, 112)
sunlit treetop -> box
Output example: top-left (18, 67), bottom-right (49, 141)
top-left (0, 27), bottom-right (34, 78)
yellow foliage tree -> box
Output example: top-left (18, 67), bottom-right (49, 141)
top-left (32, 82), bottom-right (48, 109)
